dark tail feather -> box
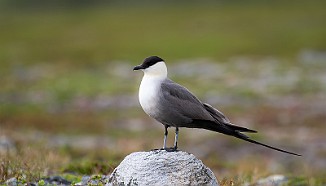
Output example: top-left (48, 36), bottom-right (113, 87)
top-left (187, 119), bottom-right (301, 156)
top-left (225, 123), bottom-right (257, 133)
top-left (234, 133), bottom-right (301, 156)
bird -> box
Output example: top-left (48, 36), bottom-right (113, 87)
top-left (133, 56), bottom-right (301, 156)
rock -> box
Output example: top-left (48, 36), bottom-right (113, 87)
top-left (5, 177), bottom-right (18, 186)
top-left (108, 150), bottom-right (218, 186)
top-left (40, 176), bottom-right (71, 185)
top-left (76, 175), bottom-right (110, 185)
top-left (75, 175), bottom-right (91, 185)
top-left (255, 174), bottom-right (288, 186)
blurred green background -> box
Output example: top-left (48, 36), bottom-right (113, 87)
top-left (1, 0), bottom-right (326, 185)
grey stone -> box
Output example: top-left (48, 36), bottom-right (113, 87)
top-left (80, 175), bottom-right (91, 185)
top-left (5, 177), bottom-right (18, 186)
top-left (108, 150), bottom-right (218, 186)
top-left (255, 174), bottom-right (288, 186)
top-left (75, 175), bottom-right (110, 185)
top-left (40, 176), bottom-right (71, 185)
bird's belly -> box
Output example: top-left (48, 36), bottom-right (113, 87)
top-left (138, 79), bottom-right (160, 117)
top-left (139, 94), bottom-right (158, 116)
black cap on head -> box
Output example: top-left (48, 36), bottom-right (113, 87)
top-left (142, 56), bottom-right (164, 68)
top-left (133, 56), bottom-right (164, 70)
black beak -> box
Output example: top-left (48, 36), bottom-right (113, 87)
top-left (133, 65), bottom-right (144, 71)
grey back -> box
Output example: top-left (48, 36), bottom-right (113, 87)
top-left (153, 79), bottom-right (215, 127)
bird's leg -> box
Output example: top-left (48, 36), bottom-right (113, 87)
top-left (163, 125), bottom-right (168, 149)
top-left (173, 127), bottom-right (179, 150)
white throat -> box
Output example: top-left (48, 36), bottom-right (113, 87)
top-left (143, 61), bottom-right (168, 78)
top-left (138, 61), bottom-right (167, 116)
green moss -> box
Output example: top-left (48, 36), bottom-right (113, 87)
top-left (285, 176), bottom-right (325, 186)
top-left (37, 179), bottom-right (45, 186)
top-left (61, 174), bottom-right (82, 185)
top-left (62, 160), bottom-right (113, 175)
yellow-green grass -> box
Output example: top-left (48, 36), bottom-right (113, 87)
top-left (0, 1), bottom-right (325, 67)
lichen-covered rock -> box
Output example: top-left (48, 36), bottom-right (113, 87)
top-left (108, 150), bottom-right (218, 186)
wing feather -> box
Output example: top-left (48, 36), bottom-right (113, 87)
top-left (159, 79), bottom-right (214, 124)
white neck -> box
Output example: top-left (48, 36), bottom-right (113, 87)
top-left (138, 62), bottom-right (167, 116)
top-left (143, 61), bottom-right (168, 79)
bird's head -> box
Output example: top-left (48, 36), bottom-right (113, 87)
top-left (133, 56), bottom-right (168, 78)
